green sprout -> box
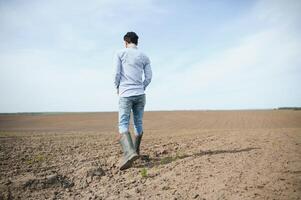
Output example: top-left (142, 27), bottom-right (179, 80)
top-left (141, 168), bottom-right (148, 178)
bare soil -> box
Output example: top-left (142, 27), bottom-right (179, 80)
top-left (0, 110), bottom-right (300, 200)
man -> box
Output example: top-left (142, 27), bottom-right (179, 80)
top-left (114, 32), bottom-right (152, 170)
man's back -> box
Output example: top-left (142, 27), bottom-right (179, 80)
top-left (114, 44), bottom-right (152, 97)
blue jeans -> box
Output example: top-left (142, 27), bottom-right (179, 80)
top-left (119, 94), bottom-right (146, 135)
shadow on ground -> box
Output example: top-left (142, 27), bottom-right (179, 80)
top-left (133, 147), bottom-right (260, 168)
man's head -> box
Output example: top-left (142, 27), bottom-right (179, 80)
top-left (124, 32), bottom-right (139, 47)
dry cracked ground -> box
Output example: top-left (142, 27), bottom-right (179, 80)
top-left (0, 110), bottom-right (300, 200)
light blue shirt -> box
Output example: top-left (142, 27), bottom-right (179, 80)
top-left (114, 44), bottom-right (152, 97)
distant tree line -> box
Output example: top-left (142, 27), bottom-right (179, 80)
top-left (278, 107), bottom-right (301, 110)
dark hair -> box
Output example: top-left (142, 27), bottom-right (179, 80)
top-left (123, 32), bottom-right (139, 45)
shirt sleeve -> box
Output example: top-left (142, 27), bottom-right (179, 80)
top-left (113, 52), bottom-right (122, 89)
top-left (143, 56), bottom-right (152, 90)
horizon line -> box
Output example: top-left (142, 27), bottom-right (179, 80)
top-left (0, 107), bottom-right (300, 115)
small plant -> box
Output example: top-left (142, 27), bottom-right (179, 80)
top-left (141, 168), bottom-right (148, 178)
top-left (160, 156), bottom-right (174, 165)
top-left (35, 154), bottom-right (46, 162)
top-left (0, 131), bottom-right (10, 137)
top-left (25, 159), bottom-right (34, 165)
top-left (26, 154), bottom-right (46, 165)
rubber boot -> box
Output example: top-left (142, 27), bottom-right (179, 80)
top-left (119, 132), bottom-right (139, 170)
top-left (134, 132), bottom-right (143, 155)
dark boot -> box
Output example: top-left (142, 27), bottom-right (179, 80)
top-left (134, 133), bottom-right (143, 155)
top-left (119, 132), bottom-right (138, 170)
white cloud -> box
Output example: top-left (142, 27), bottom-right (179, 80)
top-left (148, 0), bottom-right (301, 110)
top-left (0, 0), bottom-right (168, 112)
top-left (0, 48), bottom-right (116, 112)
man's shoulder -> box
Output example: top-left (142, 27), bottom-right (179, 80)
top-left (140, 51), bottom-right (150, 63)
top-left (134, 49), bottom-right (149, 60)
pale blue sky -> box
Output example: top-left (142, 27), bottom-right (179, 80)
top-left (0, 0), bottom-right (300, 112)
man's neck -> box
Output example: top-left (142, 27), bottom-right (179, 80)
top-left (127, 43), bottom-right (137, 48)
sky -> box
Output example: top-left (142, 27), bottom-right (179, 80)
top-left (0, 0), bottom-right (300, 113)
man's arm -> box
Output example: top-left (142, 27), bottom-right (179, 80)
top-left (113, 52), bottom-right (122, 93)
top-left (143, 56), bottom-right (152, 90)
